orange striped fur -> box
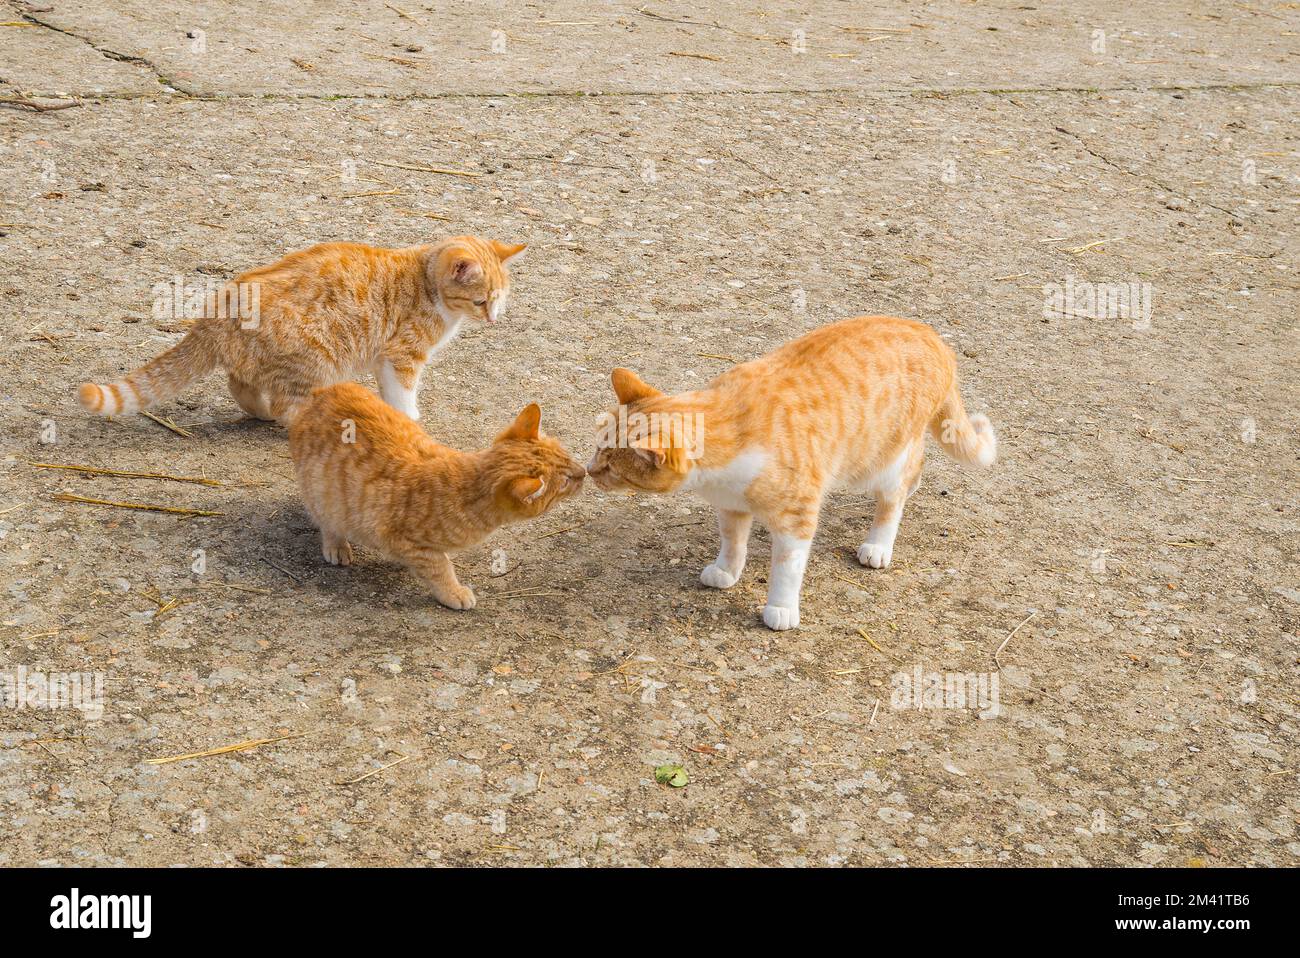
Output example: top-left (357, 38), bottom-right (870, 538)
top-left (288, 383), bottom-right (585, 610)
top-left (78, 236), bottom-right (525, 423)
top-left (587, 316), bottom-right (997, 630)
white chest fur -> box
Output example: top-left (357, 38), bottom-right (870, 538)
top-left (427, 317), bottom-right (462, 360)
top-left (682, 448), bottom-right (768, 513)
top-left (428, 302), bottom-right (466, 359)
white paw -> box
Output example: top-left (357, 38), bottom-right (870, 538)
top-left (857, 541), bottom-right (893, 569)
top-left (404, 405), bottom-right (422, 421)
top-left (700, 563), bottom-right (739, 589)
top-left (435, 585), bottom-right (476, 610)
top-left (762, 604), bottom-right (800, 631)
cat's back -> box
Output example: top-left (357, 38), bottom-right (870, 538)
top-left (716, 315), bottom-right (953, 392)
top-left (289, 382), bottom-right (440, 468)
top-left (237, 242), bottom-right (387, 285)
top-left (770, 315), bottom-right (947, 367)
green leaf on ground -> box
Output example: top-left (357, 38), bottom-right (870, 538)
top-left (654, 763), bottom-right (688, 787)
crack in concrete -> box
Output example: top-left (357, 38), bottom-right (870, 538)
top-left (1053, 124), bottom-right (1242, 220)
top-left (5, 0), bottom-right (1296, 105)
top-left (0, 2), bottom-right (1280, 226)
top-left (95, 772), bottom-right (124, 860)
top-left (16, 5), bottom-right (194, 96)
top-left (7, 81), bottom-right (1300, 105)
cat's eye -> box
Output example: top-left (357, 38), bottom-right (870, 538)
top-left (473, 299), bottom-right (487, 307)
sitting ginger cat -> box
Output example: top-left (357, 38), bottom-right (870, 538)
top-left (79, 236), bottom-right (524, 424)
top-left (586, 315), bottom-right (997, 631)
top-left (289, 383), bottom-right (585, 610)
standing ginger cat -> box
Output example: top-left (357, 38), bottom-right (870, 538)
top-left (78, 235), bottom-right (525, 424)
top-left (586, 315), bottom-right (997, 631)
top-left (289, 383), bottom-right (585, 610)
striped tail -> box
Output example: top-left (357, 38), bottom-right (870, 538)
top-left (78, 324), bottom-right (221, 417)
top-left (929, 382), bottom-right (997, 468)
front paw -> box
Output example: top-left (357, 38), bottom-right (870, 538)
top-left (762, 604), bottom-right (800, 631)
top-left (700, 563), bottom-right (740, 589)
top-left (857, 541), bottom-right (893, 569)
top-left (323, 541), bottom-right (353, 566)
top-left (434, 584), bottom-right (476, 610)
top-left (404, 404), bottom-right (422, 421)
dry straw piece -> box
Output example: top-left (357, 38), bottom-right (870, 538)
top-left (52, 493), bottom-right (222, 518)
top-left (858, 627), bottom-right (898, 661)
top-left (343, 188), bottom-right (402, 199)
top-left (335, 753), bottom-right (417, 785)
top-left (383, 2), bottom-right (423, 25)
top-left (371, 159), bottom-right (482, 178)
top-left (994, 610), bottom-right (1038, 665)
top-left (141, 411), bottom-right (195, 438)
top-left (27, 460), bottom-right (223, 486)
top-left (145, 732), bottom-right (309, 765)
top-left (396, 208), bottom-right (451, 222)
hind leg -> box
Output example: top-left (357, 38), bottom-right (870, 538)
top-left (267, 391), bottom-right (310, 427)
top-left (227, 375), bottom-right (274, 421)
top-left (858, 441), bottom-right (924, 569)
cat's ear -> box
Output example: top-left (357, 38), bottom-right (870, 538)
top-left (450, 256), bottom-right (483, 284)
top-left (491, 240), bottom-right (527, 265)
top-left (496, 402), bottom-right (541, 442)
top-left (631, 438), bottom-right (687, 473)
top-left (611, 367), bottom-right (662, 405)
top-left (508, 476), bottom-right (546, 503)
top-left (630, 443), bottom-right (665, 467)
top-left (434, 245), bottom-right (483, 286)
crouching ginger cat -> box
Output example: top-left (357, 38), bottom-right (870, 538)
top-left (78, 236), bottom-right (525, 424)
top-left (586, 315), bottom-right (997, 631)
top-left (289, 383), bottom-right (585, 610)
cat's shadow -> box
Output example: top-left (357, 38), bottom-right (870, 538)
top-left (206, 467), bottom-right (438, 609)
top-left (136, 406), bottom-right (486, 612)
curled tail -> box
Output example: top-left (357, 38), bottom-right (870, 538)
top-left (930, 383), bottom-right (997, 468)
top-left (78, 324), bottom-right (222, 417)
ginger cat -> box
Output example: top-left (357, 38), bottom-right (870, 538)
top-left (289, 383), bottom-right (585, 610)
top-left (78, 235), bottom-right (525, 424)
top-left (586, 316), bottom-right (997, 631)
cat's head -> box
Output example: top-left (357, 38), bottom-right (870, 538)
top-left (428, 236), bottom-right (526, 326)
top-left (586, 368), bottom-right (693, 494)
top-left (488, 403), bottom-right (586, 520)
